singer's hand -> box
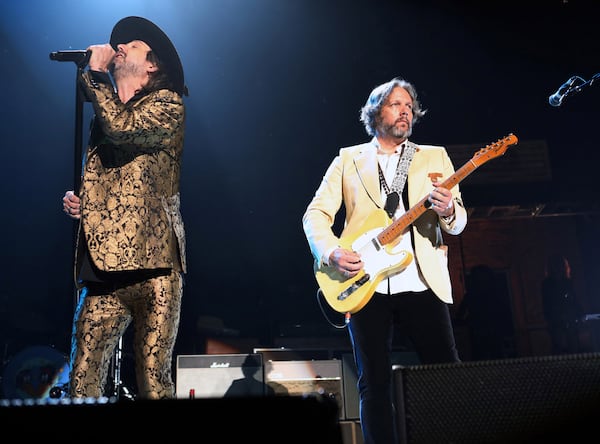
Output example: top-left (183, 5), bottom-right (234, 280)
top-left (87, 43), bottom-right (116, 73)
top-left (62, 190), bottom-right (81, 220)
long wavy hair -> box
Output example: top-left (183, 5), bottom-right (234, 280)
top-left (359, 77), bottom-right (427, 137)
top-left (140, 50), bottom-right (175, 94)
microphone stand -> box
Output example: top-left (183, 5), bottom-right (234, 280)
top-left (49, 52), bottom-right (89, 313)
top-left (108, 336), bottom-right (135, 401)
top-left (49, 53), bottom-right (133, 402)
top-left (73, 67), bottom-right (85, 203)
top-left (566, 73), bottom-right (600, 101)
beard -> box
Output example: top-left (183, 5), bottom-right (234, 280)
top-left (382, 120), bottom-right (413, 139)
top-left (112, 59), bottom-right (146, 82)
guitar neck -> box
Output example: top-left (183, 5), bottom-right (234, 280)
top-left (376, 158), bottom-right (478, 246)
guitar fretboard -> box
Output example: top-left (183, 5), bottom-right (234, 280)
top-left (376, 134), bottom-right (517, 246)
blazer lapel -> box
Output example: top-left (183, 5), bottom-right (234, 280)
top-left (407, 143), bottom-right (428, 206)
top-left (354, 143), bottom-right (384, 208)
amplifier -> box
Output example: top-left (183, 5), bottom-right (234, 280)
top-left (175, 353), bottom-right (265, 399)
top-left (264, 359), bottom-right (345, 419)
top-left (253, 347), bottom-right (332, 361)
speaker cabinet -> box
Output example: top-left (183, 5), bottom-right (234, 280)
top-left (393, 353), bottom-right (600, 443)
top-left (264, 359), bottom-right (345, 419)
top-left (175, 353), bottom-right (265, 399)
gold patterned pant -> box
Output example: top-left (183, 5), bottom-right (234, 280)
top-left (68, 270), bottom-right (183, 399)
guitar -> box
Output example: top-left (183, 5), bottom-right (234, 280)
top-left (315, 133), bottom-right (519, 314)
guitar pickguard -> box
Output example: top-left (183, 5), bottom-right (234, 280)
top-left (315, 221), bottom-right (413, 314)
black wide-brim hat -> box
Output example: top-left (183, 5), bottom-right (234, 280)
top-left (110, 16), bottom-right (187, 96)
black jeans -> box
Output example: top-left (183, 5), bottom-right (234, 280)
top-left (348, 289), bottom-right (459, 444)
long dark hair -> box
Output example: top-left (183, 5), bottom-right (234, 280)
top-left (141, 50), bottom-right (176, 94)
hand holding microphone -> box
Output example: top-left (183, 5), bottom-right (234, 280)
top-left (85, 44), bottom-right (116, 73)
top-left (49, 43), bottom-right (115, 71)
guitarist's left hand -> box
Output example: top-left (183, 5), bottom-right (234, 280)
top-left (428, 181), bottom-right (455, 218)
top-left (329, 248), bottom-right (363, 278)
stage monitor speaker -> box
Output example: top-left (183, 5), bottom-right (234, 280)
top-left (175, 353), bottom-right (265, 399)
top-left (264, 359), bottom-right (345, 419)
top-left (393, 353), bottom-right (600, 443)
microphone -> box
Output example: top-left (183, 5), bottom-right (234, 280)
top-left (548, 76), bottom-right (578, 107)
top-left (49, 50), bottom-right (90, 66)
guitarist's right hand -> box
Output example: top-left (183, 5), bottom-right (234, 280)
top-left (329, 248), bottom-right (363, 278)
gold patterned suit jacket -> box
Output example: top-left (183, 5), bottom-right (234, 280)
top-left (74, 70), bottom-right (187, 282)
top-left (302, 139), bottom-right (467, 304)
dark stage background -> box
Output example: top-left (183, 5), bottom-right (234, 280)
top-left (1, 0), bottom-right (598, 390)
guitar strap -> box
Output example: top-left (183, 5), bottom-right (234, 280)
top-left (378, 142), bottom-right (416, 217)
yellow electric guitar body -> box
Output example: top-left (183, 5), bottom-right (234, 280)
top-left (315, 208), bottom-right (413, 314)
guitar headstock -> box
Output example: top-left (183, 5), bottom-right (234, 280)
top-left (471, 133), bottom-right (518, 167)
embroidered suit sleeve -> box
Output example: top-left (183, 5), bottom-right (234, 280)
top-left (79, 70), bottom-right (185, 152)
